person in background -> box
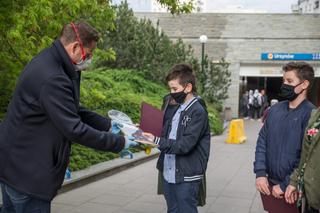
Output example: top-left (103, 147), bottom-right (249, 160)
top-left (260, 89), bottom-right (268, 118)
top-left (254, 62), bottom-right (315, 213)
top-left (261, 99), bottom-right (278, 123)
top-left (252, 89), bottom-right (262, 120)
top-left (248, 90), bottom-right (254, 119)
top-left (240, 91), bottom-right (250, 119)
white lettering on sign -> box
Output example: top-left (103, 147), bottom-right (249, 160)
top-left (273, 54), bottom-right (294, 60)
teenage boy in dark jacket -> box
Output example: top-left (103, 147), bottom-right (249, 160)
top-left (144, 64), bottom-right (211, 213)
top-left (254, 62), bottom-right (315, 212)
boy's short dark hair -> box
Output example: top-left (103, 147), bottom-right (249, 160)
top-left (283, 62), bottom-right (315, 88)
top-left (166, 63), bottom-right (197, 93)
top-left (60, 21), bottom-right (100, 47)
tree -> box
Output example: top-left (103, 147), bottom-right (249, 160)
top-left (157, 0), bottom-right (194, 14)
top-left (100, 2), bottom-right (199, 83)
top-left (197, 57), bottom-right (231, 105)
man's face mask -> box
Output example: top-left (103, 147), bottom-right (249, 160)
top-left (74, 54), bottom-right (92, 71)
top-left (280, 82), bottom-right (304, 101)
top-left (70, 22), bottom-right (93, 71)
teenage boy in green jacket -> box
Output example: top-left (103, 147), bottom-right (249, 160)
top-left (285, 108), bottom-right (320, 213)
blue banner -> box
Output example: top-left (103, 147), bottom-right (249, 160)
top-left (261, 53), bottom-right (320, 61)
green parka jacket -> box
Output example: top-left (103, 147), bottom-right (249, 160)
top-left (290, 108), bottom-right (320, 209)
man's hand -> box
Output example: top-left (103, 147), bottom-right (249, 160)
top-left (255, 177), bottom-right (270, 195)
top-left (119, 136), bottom-right (138, 159)
top-left (124, 136), bottom-right (138, 149)
top-left (285, 185), bottom-right (298, 204)
top-left (272, 184), bottom-right (284, 199)
top-left (111, 121), bottom-right (123, 134)
top-left (119, 149), bottom-right (133, 159)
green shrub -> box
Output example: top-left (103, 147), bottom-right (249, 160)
top-left (207, 105), bottom-right (224, 135)
top-left (69, 68), bottom-right (167, 171)
top-left (100, 2), bottom-right (199, 84)
top-left (79, 68), bottom-right (167, 122)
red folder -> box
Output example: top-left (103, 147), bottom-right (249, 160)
top-left (139, 102), bottom-right (163, 137)
top-left (260, 193), bottom-right (299, 213)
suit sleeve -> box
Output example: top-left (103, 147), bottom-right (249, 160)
top-left (78, 106), bottom-right (111, 131)
top-left (39, 75), bottom-right (124, 152)
top-left (154, 109), bottom-right (208, 155)
top-left (254, 118), bottom-right (268, 178)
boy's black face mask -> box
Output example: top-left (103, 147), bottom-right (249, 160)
top-left (279, 82), bottom-right (304, 101)
top-left (171, 88), bottom-right (187, 104)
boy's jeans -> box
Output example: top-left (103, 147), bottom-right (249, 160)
top-left (0, 182), bottom-right (50, 213)
top-left (163, 179), bottom-right (200, 213)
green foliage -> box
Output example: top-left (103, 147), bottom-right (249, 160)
top-left (99, 2), bottom-right (231, 107)
top-left (157, 0), bottom-right (194, 14)
top-left (0, 0), bottom-right (116, 118)
top-left (80, 68), bottom-right (167, 121)
top-left (198, 57), bottom-right (231, 105)
top-left (70, 68), bottom-right (168, 171)
top-left (69, 144), bottom-right (118, 171)
top-left (207, 104), bottom-right (224, 135)
top-left (100, 2), bottom-right (199, 83)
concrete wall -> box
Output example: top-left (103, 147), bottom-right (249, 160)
top-left (135, 13), bottom-right (320, 116)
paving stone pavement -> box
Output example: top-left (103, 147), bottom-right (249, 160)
top-left (52, 120), bottom-right (265, 213)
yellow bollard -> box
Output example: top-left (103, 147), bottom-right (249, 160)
top-left (225, 119), bottom-right (246, 144)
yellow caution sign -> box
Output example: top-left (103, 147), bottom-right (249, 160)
top-left (225, 119), bottom-right (246, 144)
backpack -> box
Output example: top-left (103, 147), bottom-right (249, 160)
top-left (253, 96), bottom-right (260, 108)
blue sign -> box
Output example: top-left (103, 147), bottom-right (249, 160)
top-left (261, 53), bottom-right (320, 61)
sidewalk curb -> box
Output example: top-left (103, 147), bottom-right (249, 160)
top-left (58, 150), bottom-right (160, 195)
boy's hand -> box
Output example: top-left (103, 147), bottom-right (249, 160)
top-left (285, 185), bottom-right (297, 204)
top-left (272, 184), bottom-right (284, 199)
top-left (142, 132), bottom-right (155, 142)
top-left (255, 177), bottom-right (270, 195)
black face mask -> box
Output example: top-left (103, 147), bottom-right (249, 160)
top-left (171, 89), bottom-right (188, 104)
top-left (280, 82), bottom-right (304, 101)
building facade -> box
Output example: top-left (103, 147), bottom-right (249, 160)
top-left (292, 0), bottom-right (320, 13)
top-left (135, 13), bottom-right (320, 117)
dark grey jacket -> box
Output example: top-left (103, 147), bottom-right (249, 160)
top-left (0, 40), bottom-right (125, 201)
top-left (155, 98), bottom-right (211, 183)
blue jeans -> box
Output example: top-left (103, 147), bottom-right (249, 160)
top-left (163, 179), bottom-right (200, 213)
top-left (0, 182), bottom-right (50, 213)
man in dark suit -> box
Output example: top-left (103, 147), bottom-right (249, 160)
top-left (0, 21), bottom-right (135, 213)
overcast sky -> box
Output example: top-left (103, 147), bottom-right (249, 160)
top-left (205, 0), bottom-right (298, 13)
